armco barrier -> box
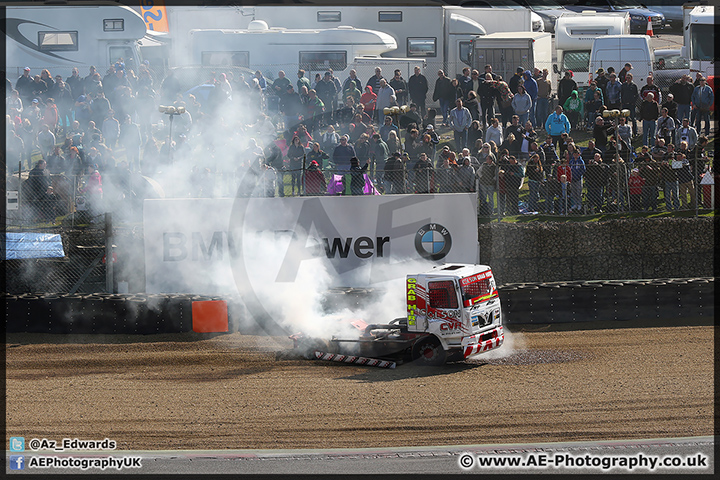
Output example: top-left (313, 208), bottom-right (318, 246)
top-left (3, 278), bottom-right (714, 334)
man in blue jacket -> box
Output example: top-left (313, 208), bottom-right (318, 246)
top-left (690, 77), bottom-right (714, 136)
top-left (522, 70), bottom-right (538, 127)
top-left (569, 149), bottom-right (586, 214)
top-left (544, 105), bottom-right (571, 153)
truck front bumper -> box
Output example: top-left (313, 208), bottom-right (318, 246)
top-left (461, 325), bottom-right (504, 358)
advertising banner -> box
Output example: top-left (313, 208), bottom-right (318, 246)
top-left (143, 194), bottom-right (478, 295)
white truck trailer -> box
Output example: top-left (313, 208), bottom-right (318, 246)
top-left (471, 32), bottom-right (553, 84)
top-left (553, 11), bottom-right (631, 89)
top-left (4, 3), bottom-right (147, 78)
top-left (681, 4), bottom-right (714, 78)
top-left (292, 263), bottom-right (504, 367)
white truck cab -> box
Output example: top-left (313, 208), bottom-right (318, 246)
top-left (407, 263), bottom-right (503, 363)
top-left (293, 263), bottom-right (504, 367)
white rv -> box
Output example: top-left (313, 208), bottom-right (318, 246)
top-left (553, 11), bottom-right (630, 89)
top-left (158, 5), bottom-right (541, 77)
top-left (4, 3), bottom-right (147, 78)
top-left (681, 4), bottom-right (714, 78)
top-left (187, 21), bottom-right (397, 80)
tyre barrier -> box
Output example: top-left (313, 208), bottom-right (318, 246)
top-left (499, 277), bottom-right (714, 324)
top-left (3, 277), bottom-right (715, 334)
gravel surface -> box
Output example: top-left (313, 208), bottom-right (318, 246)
top-left (5, 325), bottom-right (713, 451)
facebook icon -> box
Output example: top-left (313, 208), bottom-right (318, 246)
top-left (10, 455), bottom-right (25, 470)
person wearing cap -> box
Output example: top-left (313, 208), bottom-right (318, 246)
top-left (304, 157), bottom-right (327, 196)
top-left (640, 91), bottom-right (660, 148)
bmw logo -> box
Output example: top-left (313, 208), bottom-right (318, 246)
top-left (414, 223), bottom-right (452, 261)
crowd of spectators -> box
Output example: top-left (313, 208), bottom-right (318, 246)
top-left (4, 56), bottom-right (715, 220)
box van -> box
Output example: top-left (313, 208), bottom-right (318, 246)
top-left (589, 35), bottom-right (654, 87)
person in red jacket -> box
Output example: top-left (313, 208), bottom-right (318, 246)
top-left (304, 160), bottom-right (327, 195)
top-left (628, 168), bottom-right (645, 211)
top-left (556, 154), bottom-right (572, 215)
top-left (360, 85), bottom-right (377, 120)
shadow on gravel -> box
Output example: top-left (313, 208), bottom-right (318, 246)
top-left (335, 361), bottom-right (485, 383)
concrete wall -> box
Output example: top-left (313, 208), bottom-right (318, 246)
top-left (478, 217), bottom-right (716, 285)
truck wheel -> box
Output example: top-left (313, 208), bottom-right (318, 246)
top-left (412, 336), bottom-right (446, 366)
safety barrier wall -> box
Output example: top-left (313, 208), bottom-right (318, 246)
top-left (4, 278), bottom-right (713, 334)
top-left (478, 217), bottom-right (716, 285)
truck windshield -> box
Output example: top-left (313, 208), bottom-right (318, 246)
top-left (690, 24), bottom-right (713, 61)
top-left (460, 274), bottom-right (494, 305)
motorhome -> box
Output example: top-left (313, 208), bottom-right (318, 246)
top-left (157, 5), bottom-right (540, 77)
top-left (553, 11), bottom-right (630, 89)
top-left (4, 3), bottom-right (147, 78)
top-left (681, 4), bottom-right (714, 78)
top-left (187, 21), bottom-right (398, 81)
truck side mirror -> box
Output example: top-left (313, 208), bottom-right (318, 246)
top-left (552, 64), bottom-right (559, 74)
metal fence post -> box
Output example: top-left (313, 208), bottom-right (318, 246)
top-left (105, 212), bottom-right (113, 293)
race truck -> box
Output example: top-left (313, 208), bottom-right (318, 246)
top-left (292, 263), bottom-right (504, 367)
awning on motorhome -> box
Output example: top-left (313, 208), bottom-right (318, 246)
top-left (3, 232), bottom-right (65, 260)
